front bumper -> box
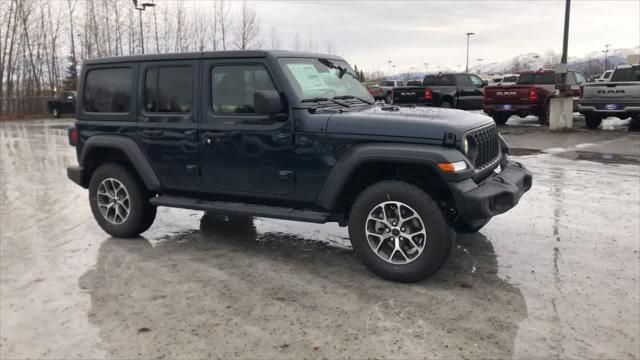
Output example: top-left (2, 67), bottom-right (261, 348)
top-left (67, 165), bottom-right (87, 188)
top-left (450, 159), bottom-right (532, 223)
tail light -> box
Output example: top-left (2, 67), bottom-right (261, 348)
top-left (424, 88), bottom-right (433, 101)
top-left (528, 87), bottom-right (538, 102)
top-left (68, 127), bottom-right (78, 146)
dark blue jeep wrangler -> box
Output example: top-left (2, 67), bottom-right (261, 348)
top-left (67, 50), bottom-right (532, 282)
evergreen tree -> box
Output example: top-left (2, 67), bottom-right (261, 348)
top-left (62, 56), bottom-right (78, 91)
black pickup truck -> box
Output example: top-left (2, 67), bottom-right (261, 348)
top-left (66, 50), bottom-right (531, 282)
top-left (48, 91), bottom-right (76, 118)
top-left (392, 73), bottom-right (488, 110)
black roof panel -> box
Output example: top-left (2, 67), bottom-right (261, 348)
top-left (84, 50), bottom-right (344, 65)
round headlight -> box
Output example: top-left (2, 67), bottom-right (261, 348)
top-left (463, 138), bottom-right (469, 154)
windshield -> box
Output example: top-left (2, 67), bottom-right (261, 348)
top-left (278, 58), bottom-right (373, 102)
top-left (516, 72), bottom-right (556, 85)
top-left (610, 67), bottom-right (640, 82)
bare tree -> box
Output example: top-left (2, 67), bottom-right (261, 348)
top-left (209, 0), bottom-right (219, 51)
top-left (292, 31), bottom-right (301, 51)
top-left (325, 37), bottom-right (334, 54)
top-left (217, 0), bottom-right (232, 50)
top-left (234, 0), bottom-right (260, 50)
top-left (269, 26), bottom-right (280, 49)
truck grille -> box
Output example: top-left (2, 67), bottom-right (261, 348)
top-left (468, 124), bottom-right (500, 169)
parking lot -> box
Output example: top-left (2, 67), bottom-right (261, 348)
top-left (1, 118), bottom-right (639, 359)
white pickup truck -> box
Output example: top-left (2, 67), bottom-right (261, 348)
top-left (578, 64), bottom-right (640, 130)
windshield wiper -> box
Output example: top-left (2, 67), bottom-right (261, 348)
top-left (332, 95), bottom-right (373, 105)
top-left (300, 97), bottom-right (349, 108)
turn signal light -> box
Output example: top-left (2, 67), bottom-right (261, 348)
top-left (529, 87), bottom-right (538, 102)
top-left (438, 161), bottom-right (468, 173)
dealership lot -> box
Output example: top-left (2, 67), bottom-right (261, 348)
top-left (1, 118), bottom-right (639, 359)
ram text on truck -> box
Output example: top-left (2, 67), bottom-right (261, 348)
top-left (578, 64), bottom-right (640, 130)
top-left (483, 69), bottom-right (588, 125)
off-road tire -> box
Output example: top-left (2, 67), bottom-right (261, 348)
top-left (89, 163), bottom-right (156, 238)
top-left (492, 114), bottom-right (509, 125)
top-left (629, 115), bottom-right (640, 131)
top-left (348, 180), bottom-right (454, 282)
top-left (538, 102), bottom-right (550, 125)
top-left (584, 114), bottom-right (602, 129)
top-left (384, 92), bottom-right (393, 104)
top-left (440, 99), bottom-right (453, 109)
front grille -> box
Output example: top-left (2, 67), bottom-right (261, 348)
top-left (468, 124), bottom-right (500, 169)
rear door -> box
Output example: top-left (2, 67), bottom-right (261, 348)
top-left (137, 60), bottom-right (200, 190)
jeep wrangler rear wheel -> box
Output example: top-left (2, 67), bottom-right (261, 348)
top-left (89, 163), bottom-right (156, 238)
top-left (348, 180), bottom-right (453, 282)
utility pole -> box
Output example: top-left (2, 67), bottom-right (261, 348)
top-left (550, 0), bottom-right (573, 130)
top-left (602, 44), bottom-right (611, 71)
top-left (465, 32), bottom-right (475, 73)
top-left (133, 0), bottom-right (156, 55)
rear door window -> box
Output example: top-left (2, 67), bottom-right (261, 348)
top-left (456, 75), bottom-right (471, 86)
top-left (144, 66), bottom-right (193, 113)
top-left (516, 72), bottom-right (556, 85)
top-left (83, 68), bottom-right (132, 113)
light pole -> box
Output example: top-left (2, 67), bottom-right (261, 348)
top-left (465, 32), bottom-right (475, 73)
top-left (602, 44), bottom-right (611, 71)
top-left (133, 0), bottom-right (156, 54)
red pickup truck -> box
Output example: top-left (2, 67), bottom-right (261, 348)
top-left (483, 69), bottom-right (587, 125)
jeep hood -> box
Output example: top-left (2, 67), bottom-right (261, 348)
top-left (326, 106), bottom-right (493, 140)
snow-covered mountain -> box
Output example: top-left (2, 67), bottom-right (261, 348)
top-left (469, 46), bottom-right (639, 75)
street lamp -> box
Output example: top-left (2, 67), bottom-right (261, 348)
top-left (133, 0), bottom-right (156, 55)
top-left (465, 32), bottom-right (475, 73)
top-left (602, 44), bottom-right (611, 71)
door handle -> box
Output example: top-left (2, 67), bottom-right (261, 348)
top-left (203, 132), bottom-right (225, 145)
top-left (142, 130), bottom-right (164, 138)
top-left (277, 133), bottom-right (292, 143)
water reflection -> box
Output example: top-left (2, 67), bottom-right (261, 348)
top-left (79, 214), bottom-right (526, 358)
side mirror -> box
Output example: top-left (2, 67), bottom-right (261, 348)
top-left (254, 90), bottom-right (283, 115)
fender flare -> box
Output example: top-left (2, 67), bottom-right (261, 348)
top-left (79, 135), bottom-right (161, 191)
top-left (316, 143), bottom-right (471, 210)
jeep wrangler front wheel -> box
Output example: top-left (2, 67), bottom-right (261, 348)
top-left (89, 163), bottom-right (156, 238)
top-left (348, 180), bottom-right (453, 282)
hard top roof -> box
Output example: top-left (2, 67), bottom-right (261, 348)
top-left (84, 50), bottom-right (345, 65)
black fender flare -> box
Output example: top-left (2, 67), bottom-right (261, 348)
top-left (79, 135), bottom-right (161, 191)
top-left (316, 143), bottom-right (471, 210)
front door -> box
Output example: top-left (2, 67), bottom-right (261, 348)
top-left (199, 60), bottom-right (294, 196)
top-left (137, 61), bottom-right (200, 190)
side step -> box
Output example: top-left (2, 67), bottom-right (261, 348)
top-left (150, 195), bottom-right (332, 224)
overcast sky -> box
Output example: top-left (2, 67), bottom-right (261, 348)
top-left (251, 0), bottom-right (640, 73)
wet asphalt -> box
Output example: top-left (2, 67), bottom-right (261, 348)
top-left (1, 119), bottom-right (639, 359)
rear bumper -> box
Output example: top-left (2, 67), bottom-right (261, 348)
top-left (483, 103), bottom-right (538, 116)
top-left (67, 165), bottom-right (87, 188)
top-left (450, 159), bottom-right (532, 223)
top-left (578, 103), bottom-right (640, 118)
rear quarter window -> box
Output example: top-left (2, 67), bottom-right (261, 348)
top-left (83, 68), bottom-right (132, 113)
top-left (611, 67), bottom-right (640, 82)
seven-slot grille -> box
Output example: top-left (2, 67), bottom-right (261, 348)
top-left (468, 124), bottom-right (500, 169)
